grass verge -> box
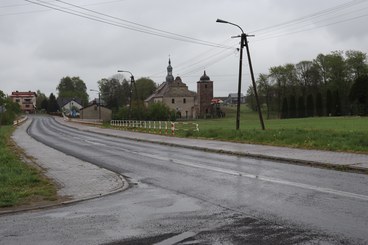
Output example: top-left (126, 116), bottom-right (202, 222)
top-left (0, 125), bottom-right (58, 208)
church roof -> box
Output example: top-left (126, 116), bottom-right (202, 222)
top-left (200, 70), bottom-right (211, 81)
top-left (145, 59), bottom-right (197, 102)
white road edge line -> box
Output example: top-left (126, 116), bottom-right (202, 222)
top-left (139, 152), bottom-right (368, 201)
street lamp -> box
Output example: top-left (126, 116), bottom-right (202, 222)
top-left (216, 18), bottom-right (265, 130)
top-left (117, 70), bottom-right (135, 119)
top-left (90, 89), bottom-right (101, 121)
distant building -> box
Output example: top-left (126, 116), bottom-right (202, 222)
top-left (10, 91), bottom-right (37, 113)
top-left (145, 59), bottom-right (214, 119)
top-left (57, 98), bottom-right (83, 117)
top-left (225, 93), bottom-right (245, 104)
top-left (80, 102), bottom-right (112, 122)
top-left (197, 71), bottom-right (214, 117)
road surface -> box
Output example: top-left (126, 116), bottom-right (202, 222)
top-left (1, 116), bottom-right (367, 244)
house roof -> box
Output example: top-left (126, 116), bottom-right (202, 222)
top-left (145, 78), bottom-right (196, 102)
top-left (57, 98), bottom-right (83, 108)
top-left (10, 91), bottom-right (37, 97)
top-left (228, 93), bottom-right (245, 98)
top-left (80, 103), bottom-right (111, 111)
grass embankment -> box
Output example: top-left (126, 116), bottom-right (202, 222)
top-left (0, 125), bottom-right (57, 208)
top-left (176, 106), bottom-right (368, 153)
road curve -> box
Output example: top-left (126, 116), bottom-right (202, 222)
top-left (1, 115), bottom-right (367, 244)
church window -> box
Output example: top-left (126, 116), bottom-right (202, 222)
top-left (172, 98), bottom-right (175, 104)
top-left (205, 84), bottom-right (208, 89)
top-left (183, 98), bottom-right (186, 104)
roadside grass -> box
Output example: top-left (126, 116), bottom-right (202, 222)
top-left (0, 125), bottom-right (57, 208)
top-left (175, 106), bottom-right (368, 153)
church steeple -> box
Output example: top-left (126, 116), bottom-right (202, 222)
top-left (166, 58), bottom-right (174, 82)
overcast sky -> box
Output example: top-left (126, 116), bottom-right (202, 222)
top-left (1, 0), bottom-right (368, 99)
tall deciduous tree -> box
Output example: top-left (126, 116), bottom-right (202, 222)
top-left (316, 92), bottom-right (323, 117)
top-left (133, 77), bottom-right (157, 101)
top-left (349, 75), bottom-right (368, 115)
top-left (36, 90), bottom-right (47, 110)
top-left (56, 76), bottom-right (89, 106)
top-left (306, 94), bottom-right (314, 117)
top-left (98, 76), bottom-right (131, 110)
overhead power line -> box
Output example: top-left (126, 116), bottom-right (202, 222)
top-left (24, 0), bottom-right (234, 50)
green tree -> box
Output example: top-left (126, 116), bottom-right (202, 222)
top-left (98, 77), bottom-right (129, 110)
top-left (306, 94), bottom-right (314, 117)
top-left (333, 90), bottom-right (341, 116)
top-left (0, 90), bottom-right (21, 125)
top-left (289, 95), bottom-right (297, 118)
top-left (297, 96), bottom-right (305, 118)
top-left (281, 97), bottom-right (288, 119)
top-left (257, 73), bottom-right (273, 119)
top-left (40, 98), bottom-right (49, 112)
top-left (269, 64), bottom-right (296, 117)
top-left (36, 90), bottom-right (47, 111)
top-left (316, 92), bottom-right (323, 117)
top-left (349, 75), bottom-right (368, 115)
top-left (133, 77), bottom-right (157, 101)
top-left (345, 50), bottom-right (368, 80)
top-left (326, 90), bottom-right (333, 116)
top-left (146, 102), bottom-right (175, 121)
top-left (57, 76), bottom-right (89, 106)
top-left (47, 93), bottom-right (59, 113)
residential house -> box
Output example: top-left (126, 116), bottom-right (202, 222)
top-left (57, 98), bottom-right (83, 117)
top-left (80, 102), bottom-right (112, 122)
top-left (10, 91), bottom-right (37, 113)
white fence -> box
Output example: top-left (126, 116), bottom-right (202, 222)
top-left (110, 120), bottom-right (199, 135)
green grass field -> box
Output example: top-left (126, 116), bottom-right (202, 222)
top-left (0, 125), bottom-right (57, 208)
top-left (176, 105), bottom-right (368, 153)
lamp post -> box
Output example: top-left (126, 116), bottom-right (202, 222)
top-left (117, 70), bottom-right (135, 119)
top-left (90, 89), bottom-right (101, 121)
top-left (216, 18), bottom-right (265, 130)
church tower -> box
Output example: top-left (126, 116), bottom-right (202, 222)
top-left (197, 71), bottom-right (213, 118)
top-left (166, 58), bottom-right (174, 83)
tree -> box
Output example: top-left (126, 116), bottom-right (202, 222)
top-left (0, 90), bottom-right (21, 125)
top-left (57, 76), bottom-right (89, 106)
top-left (333, 90), bottom-right (342, 116)
top-left (306, 94), bottom-right (314, 117)
top-left (98, 77), bottom-right (128, 110)
top-left (297, 96), bottom-right (305, 118)
top-left (257, 73), bottom-right (273, 119)
top-left (146, 102), bottom-right (175, 121)
top-left (40, 98), bottom-right (49, 112)
top-left (269, 64), bottom-right (296, 117)
top-left (47, 93), bottom-right (59, 113)
top-left (296, 60), bottom-right (313, 96)
top-left (326, 90), bottom-right (333, 116)
top-left (133, 77), bottom-right (157, 101)
top-left (281, 97), bottom-right (288, 119)
top-left (349, 75), bottom-right (368, 115)
top-left (289, 95), bottom-right (297, 118)
top-left (345, 50), bottom-right (368, 80)
top-left (36, 90), bottom-right (47, 111)
top-left (316, 92), bottom-right (323, 117)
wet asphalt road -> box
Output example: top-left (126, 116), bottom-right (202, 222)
top-left (1, 116), bottom-right (368, 244)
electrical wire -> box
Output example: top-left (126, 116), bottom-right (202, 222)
top-left (24, 0), bottom-right (234, 49)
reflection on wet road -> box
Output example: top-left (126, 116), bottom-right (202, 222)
top-left (1, 116), bottom-right (367, 244)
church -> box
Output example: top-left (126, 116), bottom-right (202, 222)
top-left (145, 59), bottom-right (214, 119)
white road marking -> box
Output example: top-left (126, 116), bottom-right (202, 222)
top-left (139, 152), bottom-right (368, 201)
top-left (154, 231), bottom-right (196, 245)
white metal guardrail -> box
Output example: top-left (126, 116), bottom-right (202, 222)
top-left (110, 120), bottom-right (199, 135)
